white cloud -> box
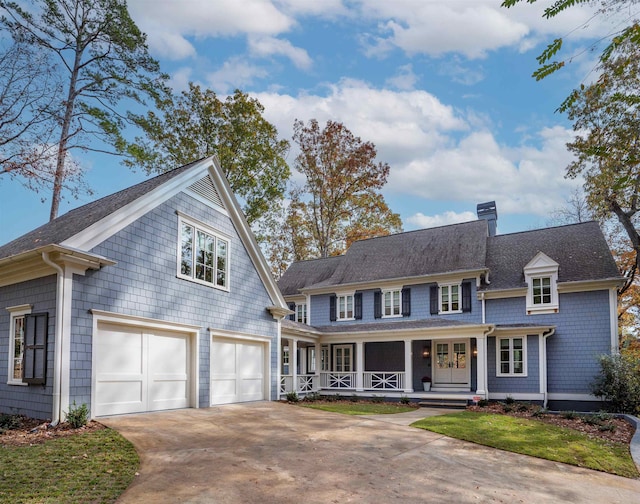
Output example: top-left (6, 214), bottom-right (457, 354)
top-left (438, 58), bottom-right (484, 86)
top-left (248, 36), bottom-right (312, 69)
top-left (169, 67), bottom-right (194, 92)
top-left (407, 211), bottom-right (477, 229)
top-left (385, 64), bottom-right (418, 90)
top-left (356, 0), bottom-right (609, 60)
top-left (206, 57), bottom-right (269, 94)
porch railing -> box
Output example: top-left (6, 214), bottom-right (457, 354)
top-left (363, 371), bottom-right (405, 390)
top-left (280, 374), bottom-right (317, 394)
top-left (320, 372), bottom-right (357, 389)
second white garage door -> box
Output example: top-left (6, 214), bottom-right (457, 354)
top-left (211, 339), bottom-right (265, 405)
top-left (94, 323), bottom-right (192, 417)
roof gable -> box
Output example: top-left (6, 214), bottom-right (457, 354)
top-left (524, 252), bottom-right (559, 273)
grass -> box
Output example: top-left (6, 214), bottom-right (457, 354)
top-left (412, 411), bottom-right (638, 478)
top-left (0, 428), bottom-right (139, 503)
top-left (299, 402), bottom-right (416, 415)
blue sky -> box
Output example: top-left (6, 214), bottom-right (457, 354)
top-left (0, 0), bottom-right (634, 244)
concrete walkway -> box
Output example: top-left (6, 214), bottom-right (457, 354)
top-left (102, 402), bottom-right (640, 504)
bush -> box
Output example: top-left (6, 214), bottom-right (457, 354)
top-left (303, 392), bottom-right (321, 402)
top-left (370, 395), bottom-right (385, 403)
top-left (66, 402), bottom-right (89, 428)
top-left (504, 395), bottom-right (515, 405)
top-left (400, 395), bottom-right (410, 405)
top-left (477, 399), bottom-right (489, 407)
top-left (562, 411), bottom-right (578, 420)
top-left (0, 413), bottom-right (23, 433)
top-left (591, 353), bottom-right (640, 414)
top-left (285, 391), bottom-right (299, 403)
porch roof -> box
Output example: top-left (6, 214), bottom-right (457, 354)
top-left (312, 317), bottom-right (484, 334)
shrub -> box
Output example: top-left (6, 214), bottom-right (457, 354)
top-left (303, 392), bottom-right (321, 402)
top-left (531, 406), bottom-right (546, 417)
top-left (400, 395), bottom-right (410, 405)
top-left (477, 399), bottom-right (489, 407)
top-left (0, 413), bottom-right (23, 433)
top-left (562, 411), bottom-right (578, 420)
top-left (591, 353), bottom-right (640, 414)
top-left (504, 395), bottom-right (515, 405)
top-left (66, 402), bottom-right (89, 428)
top-left (349, 394), bottom-right (359, 403)
top-left (370, 395), bottom-right (385, 403)
top-left (285, 391), bottom-right (299, 403)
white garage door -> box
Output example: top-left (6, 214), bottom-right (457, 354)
top-left (95, 323), bottom-right (191, 416)
top-left (211, 339), bottom-right (265, 405)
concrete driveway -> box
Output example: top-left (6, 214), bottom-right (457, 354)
top-left (101, 402), bottom-right (640, 503)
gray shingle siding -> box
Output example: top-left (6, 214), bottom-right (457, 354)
top-left (69, 191), bottom-right (278, 412)
top-left (486, 290), bottom-right (611, 394)
top-left (0, 275), bottom-right (56, 419)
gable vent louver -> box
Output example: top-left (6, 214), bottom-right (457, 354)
top-left (187, 176), bottom-right (224, 208)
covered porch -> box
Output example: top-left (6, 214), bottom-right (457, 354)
top-left (279, 323), bottom-right (492, 401)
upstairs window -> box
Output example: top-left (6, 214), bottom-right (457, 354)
top-left (296, 303), bottom-right (308, 324)
top-left (329, 293), bottom-right (362, 321)
top-left (383, 289), bottom-right (401, 317)
top-left (338, 294), bottom-right (354, 320)
top-left (524, 252), bottom-right (559, 315)
top-left (179, 216), bottom-right (230, 290)
top-left (440, 284), bottom-right (460, 313)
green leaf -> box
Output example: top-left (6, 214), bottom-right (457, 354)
top-left (536, 38), bottom-right (562, 65)
top-left (532, 61), bottom-right (564, 81)
top-left (543, 0), bottom-right (589, 20)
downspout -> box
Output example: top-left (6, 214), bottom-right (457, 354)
top-left (481, 292), bottom-right (486, 324)
top-left (542, 328), bottom-right (555, 409)
top-left (42, 252), bottom-right (64, 425)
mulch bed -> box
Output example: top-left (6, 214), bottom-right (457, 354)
top-left (467, 402), bottom-right (635, 445)
top-left (0, 416), bottom-right (105, 447)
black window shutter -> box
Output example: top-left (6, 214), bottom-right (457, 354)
top-left (373, 291), bottom-right (382, 319)
top-left (401, 287), bottom-right (411, 316)
top-left (429, 285), bottom-right (439, 315)
top-left (462, 282), bottom-right (472, 313)
top-left (329, 295), bottom-right (337, 322)
top-left (354, 293), bottom-right (363, 320)
top-left (288, 303), bottom-right (296, 321)
top-left (23, 312), bottom-right (48, 385)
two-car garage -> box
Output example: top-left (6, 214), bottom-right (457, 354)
top-left (92, 314), bottom-right (270, 417)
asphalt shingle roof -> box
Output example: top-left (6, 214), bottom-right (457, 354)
top-left (0, 160), bottom-right (203, 260)
top-left (278, 219), bottom-right (620, 295)
top-left (483, 221), bottom-right (620, 290)
top-left (278, 220), bottom-right (489, 294)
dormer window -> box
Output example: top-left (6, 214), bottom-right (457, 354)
top-left (524, 252), bottom-right (559, 315)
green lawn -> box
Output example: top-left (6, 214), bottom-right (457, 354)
top-left (299, 401), bottom-right (416, 415)
top-left (412, 411), bottom-right (638, 478)
top-left (0, 428), bottom-right (139, 503)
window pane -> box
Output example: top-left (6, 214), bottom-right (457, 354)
top-left (216, 239), bottom-right (227, 287)
top-left (451, 285), bottom-right (459, 311)
top-left (501, 362), bottom-right (510, 374)
top-left (441, 286), bottom-right (449, 312)
top-left (393, 290), bottom-right (400, 315)
top-left (346, 296), bottom-right (353, 318)
top-left (339, 297), bottom-right (346, 318)
top-left (13, 316), bottom-right (25, 380)
top-left (500, 339), bottom-right (510, 350)
top-left (180, 224), bottom-right (193, 276)
top-left (384, 292), bottom-right (391, 316)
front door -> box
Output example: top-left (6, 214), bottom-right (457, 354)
top-left (433, 340), bottom-right (468, 386)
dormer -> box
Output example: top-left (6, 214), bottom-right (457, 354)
top-left (524, 252), bottom-right (559, 315)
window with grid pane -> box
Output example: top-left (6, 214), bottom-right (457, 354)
top-left (497, 336), bottom-right (526, 377)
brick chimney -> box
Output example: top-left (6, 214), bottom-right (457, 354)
top-left (477, 201), bottom-right (497, 237)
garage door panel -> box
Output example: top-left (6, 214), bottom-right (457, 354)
top-left (95, 323), bottom-right (191, 416)
top-left (211, 339), bottom-right (265, 405)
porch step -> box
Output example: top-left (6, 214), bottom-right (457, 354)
top-left (418, 399), bottom-right (468, 409)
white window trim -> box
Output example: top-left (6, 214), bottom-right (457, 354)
top-left (321, 345), bottom-right (329, 371)
top-left (336, 293), bottom-right (355, 321)
top-left (333, 344), bottom-right (353, 372)
top-left (524, 252), bottom-right (559, 315)
top-left (439, 283), bottom-right (462, 314)
top-left (6, 304), bottom-right (32, 386)
top-left (296, 303), bottom-right (308, 324)
top-left (177, 214), bottom-right (231, 292)
top-left (381, 288), bottom-right (402, 318)
top-left (496, 336), bottom-right (528, 377)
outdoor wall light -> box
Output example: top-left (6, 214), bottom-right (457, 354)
top-left (422, 346), bottom-right (430, 358)
top-left (473, 346), bottom-right (478, 357)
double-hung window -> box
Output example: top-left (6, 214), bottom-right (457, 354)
top-left (382, 289), bottom-right (401, 317)
top-left (7, 305), bottom-right (30, 385)
top-left (532, 277), bottom-right (551, 305)
top-left (524, 252), bottom-right (559, 315)
top-left (179, 216), bottom-right (230, 290)
top-left (496, 336), bottom-right (527, 376)
top-left (337, 294), bottom-right (354, 320)
top-left (296, 303), bottom-right (308, 324)
top-left (440, 284), bottom-right (461, 313)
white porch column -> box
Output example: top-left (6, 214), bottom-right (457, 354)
top-left (404, 339), bottom-right (414, 392)
top-left (475, 335), bottom-right (487, 396)
top-left (356, 341), bottom-right (364, 391)
top-left (291, 338), bottom-right (298, 393)
top-left (315, 342), bottom-right (321, 390)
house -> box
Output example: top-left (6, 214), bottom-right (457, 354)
top-left (0, 157), bottom-right (290, 421)
top-left (278, 202), bottom-right (622, 410)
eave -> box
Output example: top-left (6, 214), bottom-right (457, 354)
top-left (299, 268), bottom-right (489, 296)
top-left (0, 245), bottom-right (115, 288)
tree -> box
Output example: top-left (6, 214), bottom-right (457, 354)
top-left (502, 1), bottom-right (640, 91)
top-left (564, 39), bottom-right (640, 293)
top-left (546, 187), bottom-right (593, 226)
top-left (287, 119), bottom-right (402, 260)
top-left (0, 0), bottom-right (168, 220)
top-left (127, 83), bottom-right (290, 225)
top-left (0, 43), bottom-right (60, 191)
